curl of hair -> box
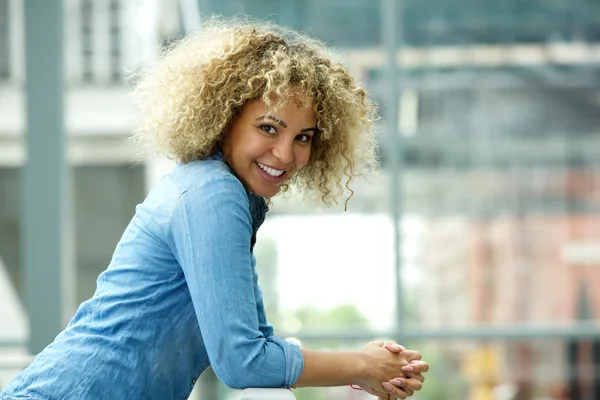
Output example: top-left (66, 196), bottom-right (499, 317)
top-left (130, 16), bottom-right (379, 207)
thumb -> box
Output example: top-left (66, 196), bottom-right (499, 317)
top-left (384, 340), bottom-right (406, 353)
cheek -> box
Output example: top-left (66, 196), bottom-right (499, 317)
top-left (230, 140), bottom-right (256, 165)
top-left (294, 147), bottom-right (312, 169)
top-left (243, 135), bottom-right (271, 160)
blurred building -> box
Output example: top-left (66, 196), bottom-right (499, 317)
top-left (0, 0), bottom-right (184, 389)
top-left (0, 0), bottom-right (184, 306)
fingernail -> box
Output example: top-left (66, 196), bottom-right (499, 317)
top-left (394, 344), bottom-right (404, 351)
top-left (392, 379), bottom-right (404, 387)
top-left (402, 365), bottom-right (414, 372)
top-left (382, 382), bottom-right (393, 392)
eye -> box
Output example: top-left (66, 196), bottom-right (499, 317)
top-left (259, 124), bottom-right (277, 135)
top-left (296, 133), bottom-right (312, 143)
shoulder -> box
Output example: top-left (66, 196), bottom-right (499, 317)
top-left (163, 159), bottom-right (255, 244)
top-left (169, 159), bottom-right (244, 195)
top-left (166, 159), bottom-right (249, 210)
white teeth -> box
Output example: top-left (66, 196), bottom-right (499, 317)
top-left (257, 162), bottom-right (284, 177)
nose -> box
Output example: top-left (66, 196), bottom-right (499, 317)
top-left (271, 138), bottom-right (294, 165)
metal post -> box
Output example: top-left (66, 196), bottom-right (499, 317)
top-left (381, 0), bottom-right (404, 333)
top-left (23, 0), bottom-right (74, 354)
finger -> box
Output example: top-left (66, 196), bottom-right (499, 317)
top-left (384, 340), bottom-right (406, 353)
top-left (359, 384), bottom-right (388, 398)
top-left (369, 340), bottom-right (385, 347)
top-left (392, 377), bottom-right (422, 392)
top-left (402, 350), bottom-right (422, 362)
top-left (405, 360), bottom-right (429, 373)
top-left (387, 378), bottom-right (405, 389)
top-left (405, 372), bottom-right (425, 383)
top-left (388, 380), bottom-right (416, 398)
top-left (382, 382), bottom-right (409, 399)
top-left (385, 340), bottom-right (405, 349)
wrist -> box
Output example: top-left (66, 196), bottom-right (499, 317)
top-left (354, 353), bottom-right (371, 384)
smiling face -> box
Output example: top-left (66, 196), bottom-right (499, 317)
top-left (222, 99), bottom-right (317, 198)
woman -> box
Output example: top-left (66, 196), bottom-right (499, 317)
top-left (1, 17), bottom-right (428, 400)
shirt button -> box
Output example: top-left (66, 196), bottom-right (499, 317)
top-left (192, 377), bottom-right (197, 385)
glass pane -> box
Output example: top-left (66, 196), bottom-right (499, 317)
top-left (256, 208), bottom-right (396, 334)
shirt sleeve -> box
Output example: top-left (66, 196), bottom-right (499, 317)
top-left (166, 176), bottom-right (304, 389)
top-left (251, 253), bottom-right (275, 339)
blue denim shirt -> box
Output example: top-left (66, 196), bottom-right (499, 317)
top-left (1, 153), bottom-right (304, 400)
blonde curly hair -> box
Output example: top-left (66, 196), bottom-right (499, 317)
top-left (130, 16), bottom-right (379, 207)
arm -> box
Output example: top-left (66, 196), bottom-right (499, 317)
top-left (296, 349), bottom-right (426, 399)
top-left (251, 254), bottom-right (274, 339)
top-left (293, 349), bottom-right (366, 387)
top-left (167, 177), bottom-right (302, 389)
top-left (295, 342), bottom-right (416, 393)
top-left (168, 175), bottom-right (423, 396)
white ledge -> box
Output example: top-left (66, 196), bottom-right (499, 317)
top-left (237, 388), bottom-right (296, 400)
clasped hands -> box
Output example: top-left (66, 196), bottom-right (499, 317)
top-left (357, 340), bottom-right (429, 400)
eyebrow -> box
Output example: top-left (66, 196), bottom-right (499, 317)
top-left (257, 115), bottom-right (287, 128)
top-left (256, 115), bottom-right (316, 133)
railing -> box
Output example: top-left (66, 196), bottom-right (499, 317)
top-left (238, 389), bottom-right (296, 400)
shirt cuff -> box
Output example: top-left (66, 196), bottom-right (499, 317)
top-left (268, 336), bottom-right (305, 388)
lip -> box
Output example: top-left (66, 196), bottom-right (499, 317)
top-left (256, 161), bottom-right (288, 172)
top-left (255, 162), bottom-right (287, 184)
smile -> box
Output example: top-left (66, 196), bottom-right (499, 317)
top-left (256, 162), bottom-right (285, 177)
